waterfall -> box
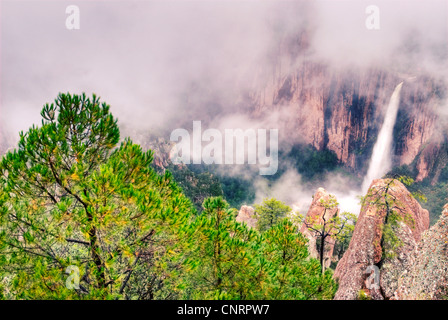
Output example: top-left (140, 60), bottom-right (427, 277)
top-left (361, 82), bottom-right (403, 193)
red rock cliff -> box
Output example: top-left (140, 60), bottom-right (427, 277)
top-left (333, 178), bottom-right (429, 300)
top-left (246, 35), bottom-right (447, 180)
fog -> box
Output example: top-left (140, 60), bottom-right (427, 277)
top-left (1, 0), bottom-right (446, 214)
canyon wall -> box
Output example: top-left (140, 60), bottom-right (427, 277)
top-left (246, 35), bottom-right (447, 180)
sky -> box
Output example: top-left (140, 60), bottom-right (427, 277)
top-left (1, 0), bottom-right (447, 213)
top-left (1, 0), bottom-right (446, 135)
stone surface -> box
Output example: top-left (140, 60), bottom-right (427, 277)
top-left (393, 203), bottom-right (448, 300)
top-left (333, 179), bottom-right (429, 300)
top-left (236, 205), bottom-right (257, 229)
top-left (379, 221), bottom-right (418, 299)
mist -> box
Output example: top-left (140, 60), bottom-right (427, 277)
top-left (1, 0), bottom-right (447, 215)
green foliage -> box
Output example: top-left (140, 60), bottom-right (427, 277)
top-left (0, 93), bottom-right (338, 300)
top-left (380, 213), bottom-right (404, 259)
top-left (358, 289), bottom-right (371, 300)
top-left (387, 164), bottom-right (417, 180)
top-left (302, 195), bottom-right (357, 270)
top-left (177, 197), bottom-right (259, 299)
top-left (287, 144), bottom-right (340, 181)
top-left (219, 175), bottom-right (256, 209)
top-left (167, 164), bottom-right (223, 212)
top-left (418, 182), bottom-right (448, 225)
top-left (176, 198), bottom-right (337, 300)
top-left (332, 212), bottom-right (357, 264)
top-left (393, 175), bottom-right (427, 203)
top-left (439, 163), bottom-right (448, 182)
top-left (387, 159), bottom-right (448, 225)
top-left (167, 163), bottom-right (256, 211)
top-left (0, 93), bottom-right (194, 299)
top-left (254, 198), bottom-right (291, 232)
top-left (258, 218), bottom-right (337, 299)
top-left (362, 177), bottom-right (416, 260)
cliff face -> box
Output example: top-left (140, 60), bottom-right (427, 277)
top-left (393, 204), bottom-right (448, 300)
top-left (3, 52), bottom-right (442, 183)
top-left (236, 205), bottom-right (257, 229)
top-left (333, 179), bottom-right (429, 300)
top-left (247, 37), bottom-right (447, 179)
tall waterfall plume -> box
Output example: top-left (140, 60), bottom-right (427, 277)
top-left (361, 82), bottom-right (404, 193)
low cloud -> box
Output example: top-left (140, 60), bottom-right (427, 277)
top-left (1, 1), bottom-right (446, 213)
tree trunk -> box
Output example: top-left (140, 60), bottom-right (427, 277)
top-left (320, 238), bottom-right (325, 273)
top-left (320, 223), bottom-right (326, 274)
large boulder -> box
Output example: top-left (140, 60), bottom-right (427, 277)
top-left (334, 179), bottom-right (429, 300)
top-left (300, 188), bottom-right (339, 269)
top-left (235, 205), bottom-right (257, 229)
top-left (393, 204), bottom-right (448, 300)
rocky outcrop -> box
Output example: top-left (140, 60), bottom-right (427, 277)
top-left (300, 188), bottom-right (339, 269)
top-left (147, 138), bottom-right (176, 170)
top-left (378, 220), bottom-right (418, 299)
top-left (236, 205), bottom-right (257, 229)
top-left (393, 204), bottom-right (448, 300)
top-left (120, 127), bottom-right (176, 172)
top-left (334, 179), bottom-right (429, 300)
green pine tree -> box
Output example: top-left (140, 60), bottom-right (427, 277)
top-left (255, 198), bottom-right (291, 232)
top-left (0, 93), bottom-right (194, 299)
top-left (176, 197), bottom-right (338, 300)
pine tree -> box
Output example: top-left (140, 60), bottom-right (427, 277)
top-left (361, 176), bottom-right (418, 261)
top-left (257, 218), bottom-right (337, 299)
top-left (178, 197), bottom-right (259, 299)
top-left (0, 93), bottom-right (194, 299)
top-left (176, 197), bottom-right (338, 300)
top-left (0, 93), bottom-right (339, 300)
top-left (302, 196), bottom-right (356, 272)
top-left (255, 198), bottom-right (291, 232)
